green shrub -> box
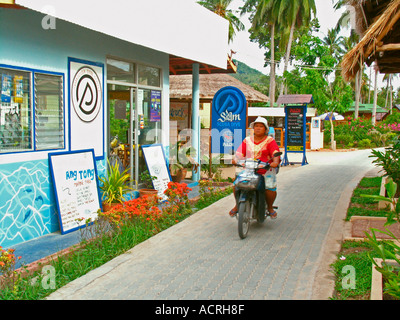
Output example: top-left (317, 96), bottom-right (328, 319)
top-left (336, 134), bottom-right (354, 147)
top-left (358, 138), bottom-right (372, 149)
top-left (370, 135), bottom-right (400, 187)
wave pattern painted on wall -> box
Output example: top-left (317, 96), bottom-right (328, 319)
top-left (0, 160), bottom-right (58, 248)
top-left (0, 159), bottom-right (106, 248)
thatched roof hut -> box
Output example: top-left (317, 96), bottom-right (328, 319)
top-left (342, 0), bottom-right (400, 81)
top-left (169, 73), bottom-right (269, 104)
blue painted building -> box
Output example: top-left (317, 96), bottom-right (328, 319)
top-left (0, 0), bottom-right (229, 247)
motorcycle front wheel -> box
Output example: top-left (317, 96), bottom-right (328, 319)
top-left (238, 200), bottom-right (251, 239)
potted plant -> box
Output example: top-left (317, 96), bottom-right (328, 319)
top-left (138, 170), bottom-right (159, 201)
top-left (98, 160), bottom-right (133, 212)
top-left (169, 141), bottom-right (198, 182)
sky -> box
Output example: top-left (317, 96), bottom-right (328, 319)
top-left (224, 0), bottom-right (394, 91)
top-left (227, 0), bottom-right (347, 74)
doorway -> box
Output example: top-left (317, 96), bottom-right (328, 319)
top-left (107, 84), bottom-right (162, 188)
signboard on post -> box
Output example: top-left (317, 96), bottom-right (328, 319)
top-left (49, 149), bottom-right (102, 234)
top-left (278, 94), bottom-right (313, 166)
top-left (282, 105), bottom-right (308, 166)
top-left (286, 106), bottom-right (305, 151)
top-left (141, 144), bottom-right (171, 201)
top-left (211, 86), bottom-right (247, 155)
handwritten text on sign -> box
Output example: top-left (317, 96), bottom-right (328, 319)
top-left (286, 107), bottom-right (305, 151)
top-left (49, 150), bottom-right (101, 234)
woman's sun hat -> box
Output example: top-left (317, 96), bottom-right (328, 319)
top-left (249, 116), bottom-right (269, 132)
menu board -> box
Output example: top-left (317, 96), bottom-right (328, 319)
top-left (285, 106), bottom-right (305, 151)
top-left (141, 144), bottom-right (171, 201)
top-left (49, 149), bottom-right (101, 234)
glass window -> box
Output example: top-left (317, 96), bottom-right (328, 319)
top-left (107, 58), bottom-right (136, 84)
top-left (0, 68), bottom-right (32, 152)
top-left (138, 89), bottom-right (161, 145)
top-left (138, 65), bottom-right (161, 87)
top-left (35, 73), bottom-right (64, 150)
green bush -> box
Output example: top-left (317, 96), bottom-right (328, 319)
top-left (370, 135), bottom-right (400, 188)
top-left (358, 138), bottom-right (372, 149)
top-left (335, 134), bottom-right (354, 147)
top-left (324, 116), bottom-right (397, 149)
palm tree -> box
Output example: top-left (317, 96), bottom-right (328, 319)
top-left (278, 0), bottom-right (316, 100)
top-left (383, 73), bottom-right (397, 114)
top-left (323, 28), bottom-right (344, 60)
top-left (334, 0), bottom-right (365, 118)
top-left (242, 0), bottom-right (283, 107)
top-left (197, 0), bottom-right (245, 43)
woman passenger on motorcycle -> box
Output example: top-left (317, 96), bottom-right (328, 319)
top-left (229, 117), bottom-right (281, 219)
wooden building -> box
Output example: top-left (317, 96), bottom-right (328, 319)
top-left (342, 0), bottom-right (400, 80)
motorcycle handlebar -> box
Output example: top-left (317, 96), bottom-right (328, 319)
top-left (233, 161), bottom-right (270, 170)
top-left (233, 151), bottom-right (282, 169)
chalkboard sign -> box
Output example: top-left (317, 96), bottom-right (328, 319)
top-left (286, 106), bottom-right (305, 151)
top-left (141, 144), bottom-right (171, 201)
top-left (49, 149), bottom-right (102, 234)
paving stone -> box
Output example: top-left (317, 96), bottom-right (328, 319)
top-left (46, 149), bottom-right (377, 300)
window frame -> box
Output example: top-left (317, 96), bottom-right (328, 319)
top-left (0, 63), bottom-right (65, 155)
top-left (34, 72), bottom-right (64, 151)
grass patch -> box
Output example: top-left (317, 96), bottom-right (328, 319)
top-left (347, 207), bottom-right (388, 219)
top-left (359, 176), bottom-right (382, 188)
top-left (195, 186), bottom-right (233, 210)
top-left (331, 240), bottom-right (397, 300)
top-left (331, 241), bottom-right (375, 300)
top-left (330, 240), bottom-right (395, 300)
top-left (332, 175), bottom-right (397, 300)
top-left (345, 176), bottom-right (390, 221)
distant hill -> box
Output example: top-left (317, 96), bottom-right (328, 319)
top-left (232, 60), bottom-right (269, 97)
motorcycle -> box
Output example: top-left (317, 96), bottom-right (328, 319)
top-left (233, 152), bottom-right (282, 239)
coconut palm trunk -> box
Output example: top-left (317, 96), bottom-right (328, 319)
top-left (269, 22), bottom-right (276, 107)
top-left (279, 19), bottom-right (295, 98)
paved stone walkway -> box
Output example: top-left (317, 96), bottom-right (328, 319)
top-left (47, 149), bottom-right (378, 300)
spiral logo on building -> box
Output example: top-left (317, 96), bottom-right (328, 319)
top-left (71, 66), bottom-right (102, 122)
top-left (211, 86), bottom-right (247, 153)
top-left (213, 86), bottom-right (246, 123)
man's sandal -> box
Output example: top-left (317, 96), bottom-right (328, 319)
top-left (229, 208), bottom-right (238, 217)
top-left (268, 210), bottom-right (278, 219)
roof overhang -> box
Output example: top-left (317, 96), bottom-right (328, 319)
top-left (276, 94), bottom-right (314, 105)
top-left (248, 107), bottom-right (317, 117)
top-left (342, 0), bottom-right (400, 80)
top-left (0, 0), bottom-right (23, 8)
top-left (169, 55), bottom-right (236, 75)
top-left (11, 0), bottom-right (229, 70)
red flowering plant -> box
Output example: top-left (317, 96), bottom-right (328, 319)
top-left (0, 246), bottom-right (21, 290)
top-left (97, 182), bottom-right (192, 236)
top-left (99, 195), bottom-right (159, 228)
top-left (162, 182), bottom-right (192, 224)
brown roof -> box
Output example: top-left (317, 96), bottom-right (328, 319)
top-left (276, 94), bottom-right (314, 105)
top-left (169, 55), bottom-right (237, 75)
top-left (342, 0), bottom-right (400, 81)
top-left (169, 73), bottom-right (269, 103)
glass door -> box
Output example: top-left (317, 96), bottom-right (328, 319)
top-left (136, 89), bottom-right (162, 188)
top-left (108, 85), bottom-right (162, 189)
top-left (107, 84), bottom-right (136, 186)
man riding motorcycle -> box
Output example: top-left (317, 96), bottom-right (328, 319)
top-left (230, 117), bottom-right (281, 219)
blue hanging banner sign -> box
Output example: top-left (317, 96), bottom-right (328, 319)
top-left (211, 86), bottom-right (247, 154)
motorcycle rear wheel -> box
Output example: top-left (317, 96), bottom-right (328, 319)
top-left (238, 201), bottom-right (251, 239)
